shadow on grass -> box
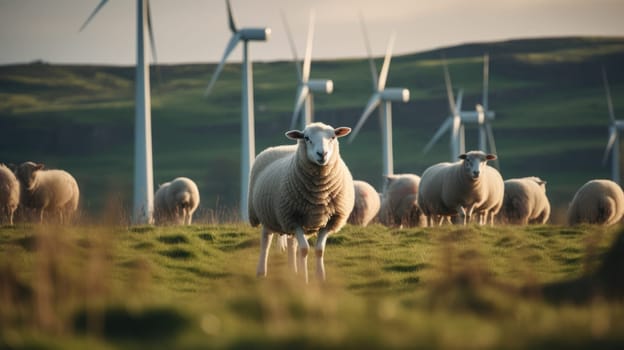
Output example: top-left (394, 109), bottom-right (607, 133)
top-left (159, 248), bottom-right (195, 260)
top-left (157, 234), bottom-right (189, 244)
top-left (74, 306), bottom-right (189, 341)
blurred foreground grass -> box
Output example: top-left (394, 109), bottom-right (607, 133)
top-left (1, 223), bottom-right (624, 349)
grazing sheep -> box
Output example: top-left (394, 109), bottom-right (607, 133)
top-left (249, 122), bottom-right (355, 283)
top-left (418, 151), bottom-right (497, 225)
top-left (0, 163), bottom-right (20, 225)
top-left (154, 177), bottom-right (200, 225)
top-left (567, 179), bottom-right (624, 226)
top-left (498, 177), bottom-right (550, 225)
top-left (348, 180), bottom-right (381, 226)
top-left (475, 165), bottom-right (505, 225)
top-left (14, 162), bottom-right (79, 224)
top-left (378, 174), bottom-right (426, 227)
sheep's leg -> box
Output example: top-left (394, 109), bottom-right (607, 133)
top-left (294, 227), bottom-right (310, 283)
top-left (315, 229), bottom-right (330, 282)
top-left (256, 226), bottom-right (274, 278)
top-left (286, 236), bottom-right (298, 274)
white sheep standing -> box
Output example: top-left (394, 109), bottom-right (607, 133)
top-left (14, 161), bottom-right (79, 224)
top-left (418, 151), bottom-right (498, 225)
top-left (249, 122), bottom-right (355, 283)
top-left (348, 180), bottom-right (381, 226)
top-left (154, 177), bottom-right (200, 225)
top-left (0, 163), bottom-right (20, 225)
top-left (567, 179), bottom-right (624, 226)
top-left (498, 176), bottom-right (550, 225)
top-left (378, 174), bottom-right (426, 227)
top-left (474, 165), bottom-right (505, 225)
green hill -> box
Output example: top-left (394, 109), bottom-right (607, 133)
top-left (1, 36), bottom-right (623, 221)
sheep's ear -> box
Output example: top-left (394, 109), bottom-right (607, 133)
top-left (35, 163), bottom-right (45, 170)
top-left (538, 180), bottom-right (547, 186)
top-left (285, 130), bottom-right (304, 140)
top-left (459, 154), bottom-right (467, 160)
top-left (334, 127), bottom-right (351, 138)
top-left (486, 154), bottom-right (497, 161)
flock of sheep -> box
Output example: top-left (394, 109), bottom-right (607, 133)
top-left (0, 162), bottom-right (200, 226)
top-left (2, 121), bottom-right (624, 282)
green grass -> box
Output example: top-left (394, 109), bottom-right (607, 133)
top-left (1, 223), bottom-right (624, 349)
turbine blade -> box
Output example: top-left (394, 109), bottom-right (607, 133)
top-left (226, 0), bottom-right (237, 33)
top-left (483, 53), bottom-right (489, 111)
top-left (485, 122), bottom-right (500, 168)
top-left (377, 32), bottom-right (395, 91)
top-left (358, 12), bottom-right (378, 89)
top-left (302, 10), bottom-right (315, 82)
top-left (604, 128), bottom-right (617, 165)
top-left (455, 89), bottom-right (464, 115)
top-left (290, 86), bottom-right (309, 129)
top-left (423, 118), bottom-right (452, 154)
top-left (147, 0), bottom-right (158, 63)
top-left (79, 0), bottom-right (109, 32)
top-left (442, 55), bottom-right (456, 114)
top-left (349, 94), bottom-right (381, 143)
top-left (603, 67), bottom-right (616, 123)
top-left (205, 33), bottom-right (240, 96)
top-left (280, 10), bottom-right (302, 80)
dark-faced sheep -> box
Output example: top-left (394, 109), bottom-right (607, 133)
top-left (567, 179), bottom-right (624, 226)
top-left (499, 177), bottom-right (550, 225)
top-left (378, 174), bottom-right (426, 227)
top-left (154, 177), bottom-right (200, 225)
top-left (14, 162), bottom-right (79, 224)
top-left (249, 122), bottom-right (355, 283)
top-left (0, 163), bottom-right (20, 225)
top-left (418, 151), bottom-right (498, 225)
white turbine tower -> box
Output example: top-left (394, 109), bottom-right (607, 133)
top-left (205, 0), bottom-right (270, 222)
top-left (282, 11), bottom-right (334, 130)
top-left (423, 56), bottom-right (464, 161)
top-left (348, 19), bottom-right (409, 180)
top-left (80, 0), bottom-right (157, 224)
top-left (602, 68), bottom-right (623, 184)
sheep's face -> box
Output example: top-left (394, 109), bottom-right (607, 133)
top-left (15, 161), bottom-right (44, 190)
top-left (459, 151), bottom-right (496, 180)
top-left (286, 123), bottom-right (351, 166)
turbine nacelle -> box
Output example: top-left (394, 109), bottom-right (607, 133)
top-left (381, 88), bottom-right (409, 102)
top-left (238, 28), bottom-right (271, 41)
top-left (307, 79), bottom-right (334, 94)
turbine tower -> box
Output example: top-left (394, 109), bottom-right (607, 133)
top-left (205, 0), bottom-right (270, 222)
top-left (423, 56), bottom-right (464, 161)
top-left (348, 18), bottom-right (409, 180)
top-left (80, 0), bottom-right (157, 224)
top-left (602, 68), bottom-right (623, 184)
top-left (282, 11), bottom-right (334, 130)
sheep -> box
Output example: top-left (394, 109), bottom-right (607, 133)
top-left (249, 122), bottom-right (355, 283)
top-left (14, 161), bottom-right (79, 224)
top-left (378, 174), bottom-right (426, 227)
top-left (474, 165), bottom-right (505, 225)
top-left (567, 179), bottom-right (624, 226)
top-left (154, 177), bottom-right (200, 225)
top-left (418, 151), bottom-right (497, 226)
top-left (0, 163), bottom-right (20, 225)
top-left (498, 177), bottom-right (550, 225)
top-left (348, 180), bottom-right (381, 226)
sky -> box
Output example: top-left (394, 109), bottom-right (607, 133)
top-left (0, 0), bottom-right (623, 66)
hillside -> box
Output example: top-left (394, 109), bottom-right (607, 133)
top-left (1, 36), bottom-right (623, 221)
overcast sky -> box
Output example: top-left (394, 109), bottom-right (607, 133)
top-left (1, 0), bottom-right (623, 66)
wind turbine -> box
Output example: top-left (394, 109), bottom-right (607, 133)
top-left (422, 56), bottom-right (464, 161)
top-left (282, 11), bottom-right (334, 130)
top-left (348, 19), bottom-right (409, 179)
top-left (80, 0), bottom-right (157, 224)
top-left (205, 0), bottom-right (270, 222)
top-left (602, 68), bottom-right (623, 184)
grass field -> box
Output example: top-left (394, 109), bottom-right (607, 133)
top-left (1, 222), bottom-right (624, 349)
